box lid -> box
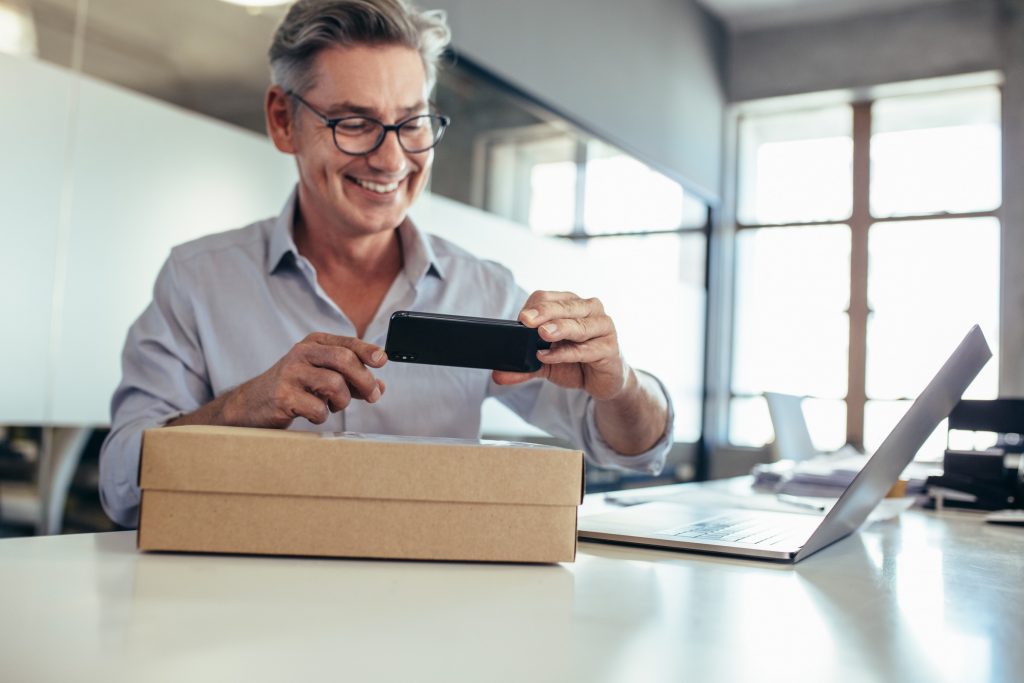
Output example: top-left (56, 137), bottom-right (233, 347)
top-left (140, 426), bottom-right (584, 507)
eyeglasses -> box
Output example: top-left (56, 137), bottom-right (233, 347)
top-left (286, 91), bottom-right (450, 156)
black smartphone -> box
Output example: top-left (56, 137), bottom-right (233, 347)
top-left (384, 311), bottom-right (551, 373)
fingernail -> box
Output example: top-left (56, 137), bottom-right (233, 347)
top-left (371, 350), bottom-right (386, 364)
top-left (369, 387), bottom-right (381, 402)
top-left (537, 348), bottom-right (551, 356)
top-left (542, 323), bottom-right (558, 335)
top-left (523, 309), bottom-right (539, 321)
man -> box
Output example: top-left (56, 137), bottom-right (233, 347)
top-left (99, 0), bottom-right (673, 528)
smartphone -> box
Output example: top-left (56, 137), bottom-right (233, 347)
top-left (384, 311), bottom-right (551, 373)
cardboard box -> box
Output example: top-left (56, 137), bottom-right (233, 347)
top-left (138, 425), bottom-right (583, 563)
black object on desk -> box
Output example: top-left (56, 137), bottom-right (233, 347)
top-left (923, 399), bottom-right (1024, 510)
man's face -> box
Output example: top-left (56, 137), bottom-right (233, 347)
top-left (290, 44), bottom-right (432, 239)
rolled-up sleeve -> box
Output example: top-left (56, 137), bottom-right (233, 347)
top-left (485, 276), bottom-right (673, 477)
top-left (99, 253), bottom-right (211, 528)
top-left (490, 370), bottom-right (673, 477)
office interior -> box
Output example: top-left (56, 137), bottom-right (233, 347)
top-left (0, 0), bottom-right (1021, 538)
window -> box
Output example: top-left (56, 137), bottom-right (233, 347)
top-left (731, 224), bottom-right (850, 449)
top-left (730, 83), bottom-right (1002, 459)
top-left (737, 106), bottom-right (853, 226)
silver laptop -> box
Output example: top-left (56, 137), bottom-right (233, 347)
top-left (578, 325), bottom-right (992, 562)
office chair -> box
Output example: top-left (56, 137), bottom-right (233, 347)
top-left (0, 427), bottom-right (91, 535)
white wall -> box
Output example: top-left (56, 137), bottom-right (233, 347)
top-left (433, 0), bottom-right (726, 202)
top-left (0, 54), bottom-right (69, 423)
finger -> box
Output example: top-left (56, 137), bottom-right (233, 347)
top-left (344, 378), bottom-right (383, 402)
top-left (304, 332), bottom-right (387, 367)
top-left (536, 339), bottom-right (618, 365)
top-left (537, 314), bottom-right (614, 343)
top-left (522, 290), bottom-right (579, 310)
top-left (287, 389), bottom-right (331, 425)
top-left (520, 297), bottom-right (604, 327)
top-left (299, 366), bottom-right (354, 411)
top-left (519, 291), bottom-right (580, 326)
top-left (302, 344), bottom-right (382, 402)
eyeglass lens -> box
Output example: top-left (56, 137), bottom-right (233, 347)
top-left (333, 115), bottom-right (446, 154)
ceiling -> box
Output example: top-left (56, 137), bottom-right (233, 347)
top-left (12, 0), bottom-right (980, 135)
top-left (696, 0), bottom-right (971, 32)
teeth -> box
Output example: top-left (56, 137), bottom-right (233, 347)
top-left (354, 177), bottom-right (401, 193)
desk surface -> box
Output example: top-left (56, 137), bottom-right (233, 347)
top-left (1, 493), bottom-right (1021, 683)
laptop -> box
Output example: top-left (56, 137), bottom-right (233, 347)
top-left (578, 325), bottom-right (992, 562)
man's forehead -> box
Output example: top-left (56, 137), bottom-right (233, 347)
top-left (307, 44), bottom-right (428, 112)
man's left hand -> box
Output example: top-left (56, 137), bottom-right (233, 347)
top-left (492, 290), bottom-right (630, 400)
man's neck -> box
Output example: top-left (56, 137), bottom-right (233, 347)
top-left (291, 193), bottom-right (405, 338)
top-left (292, 195), bottom-right (403, 282)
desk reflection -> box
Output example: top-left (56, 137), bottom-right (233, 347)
top-left (94, 534), bottom-right (575, 680)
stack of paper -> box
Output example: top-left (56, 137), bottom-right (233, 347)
top-left (752, 447), bottom-right (936, 498)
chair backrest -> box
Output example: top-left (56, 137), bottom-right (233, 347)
top-left (764, 392), bottom-right (820, 462)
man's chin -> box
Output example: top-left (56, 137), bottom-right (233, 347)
top-left (344, 210), bottom-right (408, 235)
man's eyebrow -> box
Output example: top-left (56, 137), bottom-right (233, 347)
top-left (323, 100), bottom-right (429, 118)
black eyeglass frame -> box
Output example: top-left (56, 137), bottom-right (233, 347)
top-left (286, 90), bottom-right (451, 156)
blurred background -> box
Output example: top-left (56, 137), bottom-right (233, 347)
top-left (1, 0), bottom-right (1020, 536)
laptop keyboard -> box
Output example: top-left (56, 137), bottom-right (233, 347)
top-left (661, 514), bottom-right (812, 547)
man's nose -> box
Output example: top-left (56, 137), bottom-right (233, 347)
top-left (366, 129), bottom-right (407, 173)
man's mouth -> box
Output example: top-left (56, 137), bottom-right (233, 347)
top-left (350, 176), bottom-right (403, 194)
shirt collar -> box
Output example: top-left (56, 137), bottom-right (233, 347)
top-left (397, 215), bottom-right (446, 285)
top-left (266, 186), bottom-right (445, 284)
top-left (266, 188), bottom-right (300, 274)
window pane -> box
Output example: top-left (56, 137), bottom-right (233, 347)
top-left (583, 141), bottom-right (689, 234)
top-left (732, 226), bottom-right (850, 399)
top-left (738, 106), bottom-right (852, 225)
top-left (866, 218), bottom-right (1000, 401)
top-left (585, 232), bottom-right (706, 441)
top-left (729, 396), bottom-right (771, 448)
top-left (681, 191), bottom-right (709, 230)
top-left (529, 160), bottom-right (577, 235)
top-left (484, 133), bottom-right (578, 235)
top-left (871, 87), bottom-right (1001, 218)
top-left (729, 396), bottom-right (846, 451)
top-left (864, 400), bottom-right (947, 461)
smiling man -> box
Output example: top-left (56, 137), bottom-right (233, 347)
top-left (99, 0), bottom-right (673, 528)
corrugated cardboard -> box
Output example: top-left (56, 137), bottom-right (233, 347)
top-left (138, 425), bottom-right (583, 563)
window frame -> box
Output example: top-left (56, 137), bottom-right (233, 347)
top-left (728, 86), bottom-right (1003, 451)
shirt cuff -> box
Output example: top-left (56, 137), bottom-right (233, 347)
top-left (581, 369), bottom-right (674, 476)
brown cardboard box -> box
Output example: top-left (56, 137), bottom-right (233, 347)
top-left (138, 425), bottom-right (583, 563)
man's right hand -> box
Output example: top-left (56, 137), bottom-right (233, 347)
top-left (168, 333), bottom-right (387, 429)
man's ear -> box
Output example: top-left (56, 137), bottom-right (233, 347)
top-left (266, 86), bottom-right (297, 154)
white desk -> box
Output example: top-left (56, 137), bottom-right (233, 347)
top-left (0, 491), bottom-right (1021, 683)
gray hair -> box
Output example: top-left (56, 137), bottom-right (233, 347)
top-left (269, 0), bottom-right (451, 96)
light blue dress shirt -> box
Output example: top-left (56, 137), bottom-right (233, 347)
top-left (99, 190), bottom-right (673, 527)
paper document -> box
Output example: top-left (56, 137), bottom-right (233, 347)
top-left (752, 449), bottom-right (938, 498)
